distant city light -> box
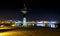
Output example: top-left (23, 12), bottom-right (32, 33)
top-left (51, 24), bottom-right (55, 28)
top-left (11, 24), bottom-right (15, 27)
top-left (47, 24), bottom-right (56, 28)
top-left (1, 22), bottom-right (4, 24)
top-left (50, 21), bottom-right (57, 23)
top-left (37, 21), bottom-right (43, 23)
top-left (0, 25), bottom-right (4, 27)
top-left (15, 21), bottom-right (22, 24)
top-left (10, 20), bottom-right (12, 21)
top-left (37, 23), bottom-right (45, 27)
top-left (47, 21), bottom-right (57, 24)
top-left (43, 21), bottom-right (48, 24)
top-left (15, 22), bottom-right (18, 24)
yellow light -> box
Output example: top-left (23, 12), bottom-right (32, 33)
top-left (6, 21), bottom-right (10, 24)
top-left (0, 25), bottom-right (4, 27)
top-left (1, 22), bottom-right (4, 24)
top-left (43, 21), bottom-right (48, 24)
top-left (11, 24), bottom-right (15, 26)
top-left (32, 21), bottom-right (35, 23)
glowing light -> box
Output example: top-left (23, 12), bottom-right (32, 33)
top-left (47, 24), bottom-right (56, 28)
top-left (37, 21), bottom-right (43, 23)
top-left (51, 24), bottom-right (55, 28)
top-left (0, 25), bottom-right (4, 27)
top-left (47, 21), bottom-right (56, 24)
top-left (37, 24), bottom-right (45, 27)
top-left (15, 22), bottom-right (18, 23)
top-left (6, 21), bottom-right (10, 24)
top-left (1, 22), bottom-right (4, 24)
top-left (15, 21), bottom-right (22, 24)
top-left (43, 21), bottom-right (48, 24)
top-left (10, 20), bottom-right (12, 21)
top-left (50, 21), bottom-right (56, 23)
top-left (23, 17), bottom-right (27, 26)
top-left (18, 21), bottom-right (22, 23)
top-left (11, 24), bottom-right (15, 26)
top-left (21, 11), bottom-right (27, 14)
top-left (32, 24), bottom-right (34, 26)
top-left (15, 23), bottom-right (20, 26)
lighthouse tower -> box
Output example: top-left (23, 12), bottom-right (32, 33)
top-left (21, 4), bottom-right (27, 27)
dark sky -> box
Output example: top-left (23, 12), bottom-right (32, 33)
top-left (0, 0), bottom-right (60, 21)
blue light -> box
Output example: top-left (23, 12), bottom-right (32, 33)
top-left (51, 24), bottom-right (55, 28)
top-left (47, 24), bottom-right (56, 28)
top-left (37, 23), bottom-right (45, 27)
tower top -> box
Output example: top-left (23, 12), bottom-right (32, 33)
top-left (23, 4), bottom-right (27, 10)
top-left (24, 4), bottom-right (25, 7)
top-left (21, 4), bottom-right (27, 11)
top-left (21, 4), bottom-right (27, 14)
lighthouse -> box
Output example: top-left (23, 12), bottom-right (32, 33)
top-left (21, 4), bottom-right (27, 27)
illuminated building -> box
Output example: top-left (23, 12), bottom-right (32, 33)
top-left (37, 21), bottom-right (45, 27)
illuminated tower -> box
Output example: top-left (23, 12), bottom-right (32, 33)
top-left (21, 4), bottom-right (27, 27)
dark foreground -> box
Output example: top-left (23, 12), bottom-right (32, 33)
top-left (0, 27), bottom-right (60, 36)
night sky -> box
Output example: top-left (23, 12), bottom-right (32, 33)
top-left (0, 0), bottom-right (60, 21)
